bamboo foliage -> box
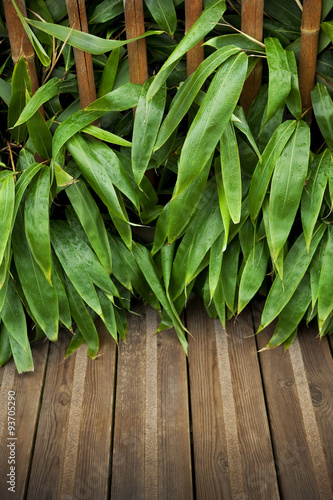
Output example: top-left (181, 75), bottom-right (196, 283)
top-left (1, 0), bottom-right (333, 373)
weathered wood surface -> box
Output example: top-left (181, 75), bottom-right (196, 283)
top-left (0, 300), bottom-right (332, 499)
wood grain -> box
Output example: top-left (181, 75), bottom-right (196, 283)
top-left (111, 304), bottom-right (192, 499)
top-left (0, 337), bottom-right (49, 500)
top-left (254, 300), bottom-right (333, 499)
top-left (27, 322), bottom-right (116, 500)
top-left (123, 0), bottom-right (148, 85)
top-left (187, 297), bottom-right (279, 499)
top-left (240, 0), bottom-right (264, 114)
top-left (185, 0), bottom-right (204, 76)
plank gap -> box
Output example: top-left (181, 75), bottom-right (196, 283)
top-left (107, 338), bottom-right (119, 500)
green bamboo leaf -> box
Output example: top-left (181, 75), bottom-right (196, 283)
top-left (265, 0), bottom-right (301, 29)
top-left (214, 159), bottom-right (230, 251)
top-left (285, 50), bottom-right (302, 120)
top-left (265, 37), bottom-right (291, 124)
top-left (14, 78), bottom-right (60, 126)
top-left (132, 79), bottom-right (166, 186)
top-left (0, 245), bottom-right (10, 291)
top-left (0, 322), bottom-right (12, 367)
top-left (186, 204), bottom-right (224, 286)
top-left (8, 57), bottom-right (29, 144)
top-left (209, 233), bottom-right (223, 300)
top-left (147, 0), bottom-right (226, 100)
top-left (160, 241), bottom-right (176, 291)
top-left (213, 278), bottom-right (226, 328)
top-left (311, 83), bottom-right (333, 151)
top-left (144, 0), bottom-right (177, 34)
top-left (267, 273), bottom-right (311, 348)
top-left (97, 288), bottom-right (118, 343)
top-left (50, 222), bottom-right (102, 315)
top-left (0, 273), bottom-right (9, 315)
top-left (26, 18), bottom-right (162, 55)
top-left (66, 180), bottom-right (112, 274)
top-left (249, 120), bottom-right (297, 221)
top-left (14, 163), bottom-right (42, 219)
top-left (269, 120), bottom-right (310, 261)
top-left (168, 157), bottom-right (211, 243)
top-left (65, 277), bottom-right (99, 359)
top-left (65, 329), bottom-right (85, 358)
top-left (239, 218), bottom-right (255, 262)
top-left (82, 125), bottom-right (131, 147)
top-left (90, 0), bottom-right (123, 24)
top-left (238, 240), bottom-right (269, 314)
top-left (12, 209), bottom-right (58, 340)
top-left (0, 78), bottom-right (11, 105)
top-left (301, 150), bottom-right (331, 251)
top-left (2, 278), bottom-right (33, 373)
top-left (26, 109), bottom-right (53, 159)
top-left (24, 166), bottom-right (52, 283)
top-left (259, 224), bottom-right (326, 330)
top-left (173, 52), bottom-right (248, 198)
top-left (155, 46), bottom-right (240, 150)
top-left (318, 225), bottom-right (333, 332)
top-left (53, 83), bottom-right (141, 158)
top-left (0, 175), bottom-right (15, 268)
top-left (133, 242), bottom-right (188, 354)
top-left (52, 257), bottom-right (72, 330)
top-left (54, 162), bottom-right (74, 188)
top-left (66, 134), bottom-right (129, 222)
top-left (220, 120), bottom-right (241, 223)
top-left (11, 0), bottom-right (51, 66)
top-left (108, 235), bottom-right (132, 291)
top-left (221, 239), bottom-right (240, 313)
top-left (152, 204), bottom-right (170, 255)
top-left (98, 48), bottom-right (120, 98)
top-left (310, 234), bottom-right (327, 310)
top-left (232, 106), bottom-right (262, 163)
top-left (205, 34), bottom-right (265, 52)
top-left (262, 196), bottom-right (284, 279)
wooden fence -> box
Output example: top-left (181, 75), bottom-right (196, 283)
top-left (3, 0), bottom-right (324, 117)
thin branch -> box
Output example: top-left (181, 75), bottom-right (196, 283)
top-left (215, 20), bottom-right (266, 48)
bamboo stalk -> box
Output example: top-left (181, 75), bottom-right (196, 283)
top-left (65, 0), bottom-right (97, 108)
top-left (299, 0), bottom-right (323, 114)
top-left (3, 0), bottom-right (40, 95)
top-left (240, 0), bottom-right (264, 114)
top-left (123, 0), bottom-right (148, 84)
top-left (185, 0), bottom-right (204, 77)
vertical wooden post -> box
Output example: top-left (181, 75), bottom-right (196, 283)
top-left (299, 0), bottom-right (323, 114)
top-left (185, 0), bottom-right (204, 77)
top-left (65, 0), bottom-right (97, 108)
top-left (123, 0), bottom-right (148, 84)
top-left (3, 0), bottom-right (40, 95)
top-left (240, 0), bottom-right (264, 115)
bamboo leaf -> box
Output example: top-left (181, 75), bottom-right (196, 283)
top-left (98, 48), bottom-right (120, 97)
top-left (14, 78), bottom-right (61, 126)
top-left (132, 79), bottom-right (166, 186)
top-left (144, 0), bottom-right (177, 35)
top-left (173, 52), bottom-right (248, 198)
top-left (97, 288), bottom-right (118, 343)
top-left (259, 225), bottom-right (326, 330)
top-left (0, 175), bottom-right (15, 268)
top-left (285, 50), bottom-right (302, 120)
top-left (301, 150), bottom-right (331, 251)
top-left (8, 57), bottom-right (29, 144)
top-left (147, 0), bottom-right (226, 100)
top-left (265, 37), bottom-right (291, 124)
top-left (269, 120), bottom-right (310, 261)
top-left (0, 323), bottom-right (12, 367)
top-left (90, 0), bottom-right (123, 24)
top-left (318, 225), bottom-right (333, 332)
top-left (238, 240), bottom-right (269, 314)
top-left (26, 18), bottom-right (162, 55)
top-left (311, 83), bottom-right (333, 151)
top-left (221, 239), bottom-right (240, 313)
top-left (82, 125), bottom-right (132, 147)
top-left (24, 166), bottom-right (52, 283)
top-left (249, 120), bottom-right (297, 221)
top-left (209, 233), bottom-right (223, 300)
top-left (220, 120), bottom-right (241, 223)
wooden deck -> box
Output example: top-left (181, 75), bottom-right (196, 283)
top-left (0, 297), bottom-right (332, 500)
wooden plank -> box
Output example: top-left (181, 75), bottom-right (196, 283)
top-left (240, 0), bottom-right (264, 114)
top-left (111, 304), bottom-right (192, 499)
top-left (187, 297), bottom-right (279, 499)
top-left (254, 300), bottom-right (333, 499)
top-left (0, 337), bottom-right (49, 500)
top-left (27, 322), bottom-right (116, 499)
top-left (123, 0), bottom-right (148, 85)
top-left (185, 0), bottom-right (204, 76)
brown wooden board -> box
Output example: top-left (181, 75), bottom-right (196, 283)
top-left (254, 300), bottom-right (333, 499)
top-left (27, 322), bottom-right (116, 499)
top-left (111, 304), bottom-right (192, 499)
top-left (185, 0), bottom-right (204, 76)
top-left (124, 0), bottom-right (148, 85)
top-left (0, 337), bottom-right (49, 500)
top-left (187, 297), bottom-right (279, 499)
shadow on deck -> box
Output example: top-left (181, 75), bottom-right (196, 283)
top-left (0, 297), bottom-right (332, 500)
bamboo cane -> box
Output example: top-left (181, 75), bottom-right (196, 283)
top-left (240, 0), bottom-right (264, 115)
top-left (123, 0), bottom-right (148, 84)
top-left (185, 0), bottom-right (204, 77)
top-left (65, 0), bottom-right (97, 108)
top-left (3, 0), bottom-right (40, 95)
top-left (299, 0), bottom-right (323, 116)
